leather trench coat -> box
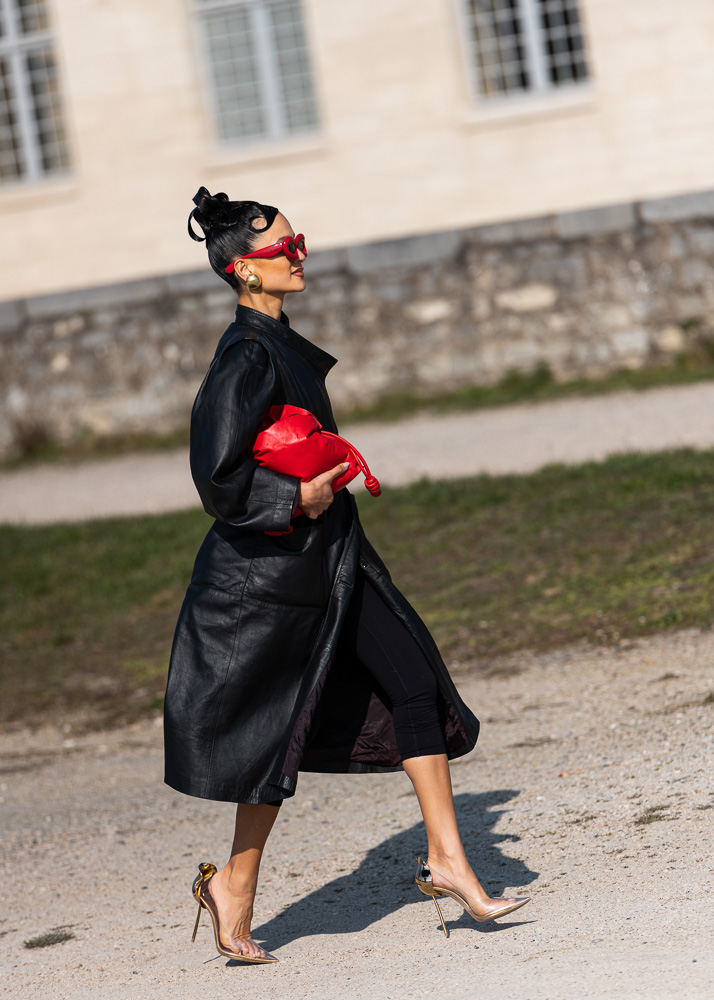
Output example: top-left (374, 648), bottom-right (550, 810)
top-left (163, 303), bottom-right (479, 804)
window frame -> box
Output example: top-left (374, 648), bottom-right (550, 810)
top-left (0, 0), bottom-right (70, 184)
top-left (458, 0), bottom-right (590, 105)
top-left (192, 0), bottom-right (320, 149)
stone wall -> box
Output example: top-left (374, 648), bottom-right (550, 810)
top-left (2, 188), bottom-right (714, 460)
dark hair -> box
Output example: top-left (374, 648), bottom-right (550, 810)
top-left (188, 186), bottom-right (279, 291)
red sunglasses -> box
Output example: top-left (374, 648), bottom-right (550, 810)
top-left (224, 234), bottom-right (307, 273)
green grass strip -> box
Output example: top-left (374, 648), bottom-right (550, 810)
top-left (2, 447), bottom-right (714, 730)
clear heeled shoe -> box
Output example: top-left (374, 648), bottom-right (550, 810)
top-left (191, 862), bottom-right (279, 964)
top-left (414, 857), bottom-right (530, 937)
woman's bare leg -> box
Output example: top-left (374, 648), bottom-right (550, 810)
top-left (208, 802), bottom-right (280, 958)
top-left (402, 754), bottom-right (521, 914)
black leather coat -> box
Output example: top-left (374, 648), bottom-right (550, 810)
top-left (163, 304), bottom-right (479, 804)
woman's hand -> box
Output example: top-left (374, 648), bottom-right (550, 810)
top-left (297, 463), bottom-right (349, 519)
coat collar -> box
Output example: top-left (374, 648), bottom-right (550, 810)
top-left (230, 303), bottom-right (338, 376)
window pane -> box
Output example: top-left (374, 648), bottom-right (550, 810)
top-left (17, 0), bottom-right (50, 35)
top-left (0, 3), bottom-right (71, 183)
top-left (0, 57), bottom-right (24, 179)
top-left (201, 8), bottom-right (267, 141)
top-left (269, 0), bottom-right (318, 133)
top-left (26, 47), bottom-right (70, 172)
top-left (465, 0), bottom-right (529, 97)
top-left (538, 0), bottom-right (589, 85)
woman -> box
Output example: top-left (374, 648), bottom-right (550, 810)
top-left (164, 188), bottom-right (529, 964)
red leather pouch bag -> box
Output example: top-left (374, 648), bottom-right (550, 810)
top-left (252, 404), bottom-right (381, 535)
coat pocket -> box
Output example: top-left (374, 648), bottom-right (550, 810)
top-left (244, 526), bottom-right (329, 608)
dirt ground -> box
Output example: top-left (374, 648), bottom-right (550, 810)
top-left (2, 625), bottom-right (713, 1000)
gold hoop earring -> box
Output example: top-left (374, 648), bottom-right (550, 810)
top-left (246, 273), bottom-right (262, 291)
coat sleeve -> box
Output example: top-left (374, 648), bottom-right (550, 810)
top-left (190, 337), bottom-right (300, 532)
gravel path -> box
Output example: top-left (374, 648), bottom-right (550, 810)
top-left (3, 381), bottom-right (714, 997)
top-left (2, 626), bottom-right (713, 998)
top-left (2, 381), bottom-right (714, 524)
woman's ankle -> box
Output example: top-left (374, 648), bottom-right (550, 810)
top-left (217, 862), bottom-right (258, 893)
top-left (426, 854), bottom-right (492, 902)
top-left (426, 846), bottom-right (469, 872)
top-left (210, 869), bottom-right (256, 936)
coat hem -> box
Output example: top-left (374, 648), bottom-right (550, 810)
top-left (164, 735), bottom-right (478, 803)
top-left (163, 774), bottom-right (296, 806)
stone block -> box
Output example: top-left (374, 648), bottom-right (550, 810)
top-left (680, 259), bottom-right (711, 288)
top-left (667, 234), bottom-right (687, 259)
top-left (531, 252), bottom-right (589, 289)
top-left (345, 230), bottom-right (462, 274)
top-left (546, 312), bottom-right (569, 333)
top-left (53, 314), bottom-right (86, 338)
top-left (471, 295), bottom-right (492, 322)
top-left (0, 299), bottom-right (22, 332)
top-left (502, 340), bottom-right (543, 367)
top-left (675, 294), bottom-right (706, 317)
top-left (543, 338), bottom-right (574, 362)
top-left (405, 299), bottom-right (454, 325)
top-left (687, 227), bottom-right (714, 255)
top-left (474, 342), bottom-right (503, 373)
top-left (641, 189), bottom-right (714, 223)
top-left (204, 289), bottom-right (235, 310)
top-left (495, 283), bottom-right (558, 312)
top-left (556, 202), bottom-right (636, 239)
top-left (470, 215), bottom-right (555, 244)
top-left (50, 352), bottom-right (71, 373)
top-left (573, 339), bottom-right (612, 364)
top-left (26, 277), bottom-right (168, 319)
top-left (654, 325), bottom-right (685, 353)
top-left (611, 328), bottom-right (649, 356)
top-left (373, 281), bottom-right (410, 303)
top-left (80, 330), bottom-right (112, 349)
top-left (599, 304), bottom-right (632, 328)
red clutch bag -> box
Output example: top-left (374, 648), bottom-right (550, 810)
top-left (252, 404), bottom-right (381, 533)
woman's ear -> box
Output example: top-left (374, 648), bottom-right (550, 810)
top-left (234, 259), bottom-right (252, 283)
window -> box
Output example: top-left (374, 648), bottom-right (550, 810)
top-left (0, 0), bottom-right (70, 182)
top-left (462, 0), bottom-right (589, 100)
top-left (194, 0), bottom-right (319, 145)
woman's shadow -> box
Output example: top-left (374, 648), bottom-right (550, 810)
top-left (251, 789), bottom-right (537, 951)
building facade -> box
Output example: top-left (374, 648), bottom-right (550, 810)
top-left (2, 0), bottom-right (714, 300)
top-left (2, 1), bottom-right (714, 458)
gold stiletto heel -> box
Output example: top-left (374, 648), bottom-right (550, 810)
top-left (191, 894), bottom-right (204, 942)
top-left (191, 861), bottom-right (278, 964)
top-left (414, 857), bottom-right (449, 937)
top-left (415, 856), bottom-right (530, 937)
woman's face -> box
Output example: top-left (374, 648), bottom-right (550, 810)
top-left (235, 212), bottom-right (306, 296)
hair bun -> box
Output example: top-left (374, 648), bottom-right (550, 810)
top-left (188, 187), bottom-right (241, 242)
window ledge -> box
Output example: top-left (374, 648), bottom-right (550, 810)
top-left (204, 132), bottom-right (327, 172)
top-left (459, 84), bottom-right (598, 130)
top-left (0, 174), bottom-right (78, 212)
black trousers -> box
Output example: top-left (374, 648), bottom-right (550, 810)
top-left (266, 570), bottom-right (446, 806)
top-left (336, 568), bottom-right (446, 761)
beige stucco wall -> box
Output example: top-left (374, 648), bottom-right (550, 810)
top-left (2, 0), bottom-right (714, 301)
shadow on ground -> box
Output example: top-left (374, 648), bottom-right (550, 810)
top-left (252, 790), bottom-right (537, 952)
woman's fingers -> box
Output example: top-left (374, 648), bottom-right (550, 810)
top-left (299, 463), bottom-right (349, 518)
top-left (311, 462), bottom-right (349, 487)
